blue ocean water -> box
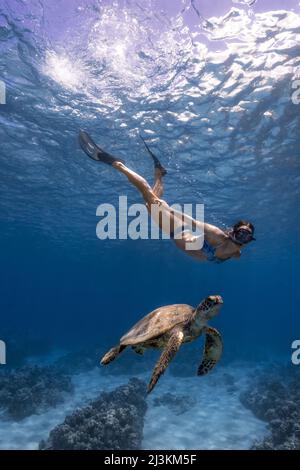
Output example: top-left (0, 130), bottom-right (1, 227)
top-left (0, 0), bottom-right (300, 450)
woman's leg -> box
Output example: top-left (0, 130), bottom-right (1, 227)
top-left (79, 130), bottom-right (164, 204)
top-left (79, 131), bottom-right (183, 234)
top-left (140, 135), bottom-right (167, 198)
top-left (112, 161), bottom-right (159, 206)
top-left (112, 161), bottom-right (189, 237)
top-left (152, 167), bottom-right (165, 198)
top-left (112, 160), bottom-right (199, 245)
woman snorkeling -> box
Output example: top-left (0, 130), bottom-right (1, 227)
top-left (79, 131), bottom-right (255, 263)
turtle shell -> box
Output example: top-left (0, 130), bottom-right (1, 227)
top-left (120, 304), bottom-right (194, 346)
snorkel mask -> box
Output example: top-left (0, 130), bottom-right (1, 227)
top-left (229, 225), bottom-right (256, 245)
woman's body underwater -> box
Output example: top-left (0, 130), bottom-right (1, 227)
top-left (79, 131), bottom-right (255, 263)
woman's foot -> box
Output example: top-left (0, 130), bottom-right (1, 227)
top-left (79, 131), bottom-right (124, 165)
top-left (140, 135), bottom-right (167, 176)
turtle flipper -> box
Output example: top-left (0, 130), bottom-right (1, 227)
top-left (79, 131), bottom-right (124, 165)
top-left (148, 328), bottom-right (184, 393)
top-left (140, 135), bottom-right (167, 176)
top-left (100, 344), bottom-right (126, 365)
top-left (197, 326), bottom-right (223, 376)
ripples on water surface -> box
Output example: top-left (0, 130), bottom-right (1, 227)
top-left (1, 0), bottom-right (299, 250)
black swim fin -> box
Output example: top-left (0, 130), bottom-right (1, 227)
top-left (140, 134), bottom-right (167, 176)
top-left (79, 130), bottom-right (124, 165)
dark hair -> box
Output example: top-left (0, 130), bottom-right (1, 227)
top-left (233, 220), bottom-right (254, 234)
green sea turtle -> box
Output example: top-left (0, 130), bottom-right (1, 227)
top-left (101, 295), bottom-right (224, 393)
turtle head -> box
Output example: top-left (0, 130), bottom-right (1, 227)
top-left (196, 295), bottom-right (223, 320)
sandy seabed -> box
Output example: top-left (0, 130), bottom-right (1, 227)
top-left (0, 363), bottom-right (267, 450)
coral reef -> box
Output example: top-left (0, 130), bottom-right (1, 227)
top-left (240, 366), bottom-right (300, 450)
top-left (39, 378), bottom-right (147, 450)
top-left (0, 365), bottom-right (73, 420)
top-left (153, 392), bottom-right (197, 415)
